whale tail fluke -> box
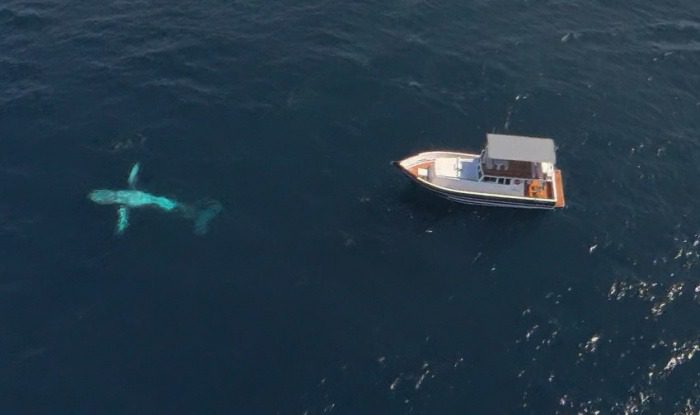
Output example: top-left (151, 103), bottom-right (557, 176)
top-left (185, 199), bottom-right (223, 235)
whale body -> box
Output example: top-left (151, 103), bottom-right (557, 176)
top-left (88, 163), bottom-right (221, 235)
top-left (88, 189), bottom-right (179, 211)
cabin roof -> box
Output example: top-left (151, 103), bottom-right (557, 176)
top-left (486, 134), bottom-right (556, 163)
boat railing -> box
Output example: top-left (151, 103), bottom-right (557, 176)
top-left (404, 151), bottom-right (479, 164)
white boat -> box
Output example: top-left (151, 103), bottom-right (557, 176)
top-left (394, 133), bottom-right (566, 209)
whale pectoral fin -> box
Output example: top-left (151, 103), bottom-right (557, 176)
top-left (127, 163), bottom-right (140, 189)
top-left (116, 206), bottom-right (130, 235)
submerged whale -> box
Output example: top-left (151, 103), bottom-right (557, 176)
top-left (88, 163), bottom-right (222, 235)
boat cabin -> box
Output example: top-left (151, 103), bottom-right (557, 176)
top-left (480, 134), bottom-right (556, 182)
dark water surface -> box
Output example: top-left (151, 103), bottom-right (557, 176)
top-left (3, 1), bottom-right (700, 413)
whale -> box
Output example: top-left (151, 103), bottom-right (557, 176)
top-left (88, 163), bottom-right (222, 235)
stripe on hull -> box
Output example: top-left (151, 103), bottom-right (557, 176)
top-left (429, 187), bottom-right (555, 209)
top-left (443, 193), bottom-right (554, 209)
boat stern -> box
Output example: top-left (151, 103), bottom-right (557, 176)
top-left (554, 169), bottom-right (566, 208)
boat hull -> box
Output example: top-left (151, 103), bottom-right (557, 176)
top-left (393, 161), bottom-right (557, 210)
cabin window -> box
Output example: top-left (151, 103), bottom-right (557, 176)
top-left (505, 179), bottom-right (511, 185)
top-left (484, 176), bottom-right (496, 183)
top-left (497, 178), bottom-right (504, 184)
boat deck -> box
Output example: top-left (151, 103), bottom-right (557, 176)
top-left (407, 160), bottom-right (432, 177)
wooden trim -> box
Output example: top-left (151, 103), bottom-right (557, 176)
top-left (554, 169), bottom-right (566, 208)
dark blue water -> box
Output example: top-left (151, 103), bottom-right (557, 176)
top-left (3, 1), bottom-right (700, 413)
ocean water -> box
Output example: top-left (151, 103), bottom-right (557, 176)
top-left (3, 0), bottom-right (700, 413)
